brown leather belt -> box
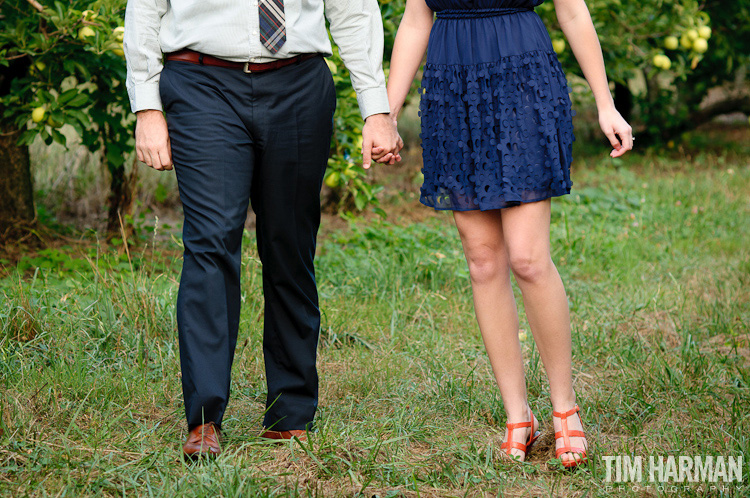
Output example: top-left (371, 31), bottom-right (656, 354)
top-left (165, 50), bottom-right (319, 73)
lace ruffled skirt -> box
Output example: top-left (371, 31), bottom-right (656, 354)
top-left (419, 6), bottom-right (575, 211)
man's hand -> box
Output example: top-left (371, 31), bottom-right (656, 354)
top-left (135, 110), bottom-right (173, 171)
top-left (362, 113), bottom-right (403, 169)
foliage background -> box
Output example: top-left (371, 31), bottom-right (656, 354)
top-left (0, 0), bottom-right (748, 227)
top-left (539, 0), bottom-right (750, 138)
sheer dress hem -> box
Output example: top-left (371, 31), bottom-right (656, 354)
top-left (419, 48), bottom-right (575, 212)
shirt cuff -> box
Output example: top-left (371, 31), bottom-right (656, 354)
top-left (129, 82), bottom-right (163, 113)
top-left (357, 87), bottom-right (390, 120)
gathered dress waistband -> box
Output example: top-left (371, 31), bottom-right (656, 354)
top-left (435, 7), bottom-right (533, 19)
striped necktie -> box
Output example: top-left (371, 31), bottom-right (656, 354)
top-left (259, 0), bottom-right (286, 54)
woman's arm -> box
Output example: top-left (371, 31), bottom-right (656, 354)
top-left (553, 0), bottom-right (633, 156)
top-left (387, 0), bottom-right (434, 120)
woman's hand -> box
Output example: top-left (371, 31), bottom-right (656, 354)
top-left (363, 113), bottom-right (403, 169)
top-left (599, 107), bottom-right (633, 158)
top-left (553, 0), bottom-right (634, 158)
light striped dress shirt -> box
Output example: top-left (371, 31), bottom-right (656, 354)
top-left (124, 0), bottom-right (390, 119)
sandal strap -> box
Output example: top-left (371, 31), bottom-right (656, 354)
top-left (501, 440), bottom-right (530, 453)
top-left (553, 405), bottom-right (586, 456)
top-left (501, 408), bottom-right (538, 456)
top-left (505, 420), bottom-right (532, 430)
top-left (552, 404), bottom-right (580, 419)
top-left (554, 429), bottom-right (586, 439)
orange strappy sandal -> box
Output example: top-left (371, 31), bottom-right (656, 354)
top-left (553, 404), bottom-right (588, 469)
top-left (500, 408), bottom-right (541, 461)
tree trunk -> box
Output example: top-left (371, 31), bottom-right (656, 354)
top-left (106, 156), bottom-right (139, 242)
top-left (0, 126), bottom-right (35, 236)
top-left (614, 82), bottom-right (633, 124)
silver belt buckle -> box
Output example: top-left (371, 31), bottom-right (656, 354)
top-left (243, 62), bottom-right (252, 73)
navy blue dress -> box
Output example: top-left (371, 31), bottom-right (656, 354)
top-left (419, 0), bottom-right (575, 211)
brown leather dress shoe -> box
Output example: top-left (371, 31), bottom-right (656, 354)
top-left (183, 422), bottom-right (222, 459)
top-left (260, 429), bottom-right (307, 442)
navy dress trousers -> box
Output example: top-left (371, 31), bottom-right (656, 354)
top-left (159, 55), bottom-right (336, 431)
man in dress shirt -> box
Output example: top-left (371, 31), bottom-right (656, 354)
top-left (124, 0), bottom-right (401, 458)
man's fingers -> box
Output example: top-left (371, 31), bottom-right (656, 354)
top-left (361, 113), bottom-right (403, 169)
top-left (362, 136), bottom-right (373, 170)
top-left (135, 110), bottom-right (172, 171)
top-left (158, 148), bottom-right (172, 171)
top-left (149, 148), bottom-right (164, 170)
top-left (149, 149), bottom-right (161, 170)
top-left (165, 138), bottom-right (173, 167)
top-left (160, 139), bottom-right (174, 171)
top-left (142, 147), bottom-right (154, 168)
top-left (137, 139), bottom-right (175, 171)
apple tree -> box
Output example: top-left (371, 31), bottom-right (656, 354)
top-left (0, 0), bottom-right (132, 238)
top-left (322, 0), bottom-right (409, 214)
top-left (1, 0), bottom-right (408, 231)
top-left (539, 0), bottom-right (750, 140)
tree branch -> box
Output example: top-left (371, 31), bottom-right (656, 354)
top-left (27, 0), bottom-right (44, 13)
top-left (688, 96), bottom-right (750, 128)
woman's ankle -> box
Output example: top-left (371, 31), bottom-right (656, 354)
top-left (505, 400), bottom-right (531, 423)
top-left (550, 390), bottom-right (577, 411)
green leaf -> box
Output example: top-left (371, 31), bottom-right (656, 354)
top-left (49, 111), bottom-right (65, 123)
top-left (154, 184), bottom-right (168, 204)
top-left (50, 128), bottom-right (67, 146)
top-left (57, 88), bottom-right (81, 105)
top-left (17, 130), bottom-right (37, 146)
top-left (354, 192), bottom-right (366, 211)
top-left (65, 94), bottom-right (89, 108)
top-left (73, 62), bottom-right (91, 80)
top-left (106, 148), bottom-right (126, 167)
top-left (67, 109), bottom-right (90, 126)
top-left (69, 120), bottom-right (85, 137)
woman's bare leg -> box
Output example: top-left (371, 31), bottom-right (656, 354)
top-left (500, 199), bottom-right (586, 464)
top-left (453, 210), bottom-right (534, 460)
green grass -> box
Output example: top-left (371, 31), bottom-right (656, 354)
top-left (1, 133), bottom-right (749, 496)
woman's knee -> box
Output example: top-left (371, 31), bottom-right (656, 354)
top-left (464, 244), bottom-right (507, 285)
top-left (509, 252), bottom-right (552, 284)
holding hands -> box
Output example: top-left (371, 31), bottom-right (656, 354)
top-left (362, 113), bottom-right (403, 169)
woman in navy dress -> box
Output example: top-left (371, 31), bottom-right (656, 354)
top-left (385, 0), bottom-right (632, 466)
